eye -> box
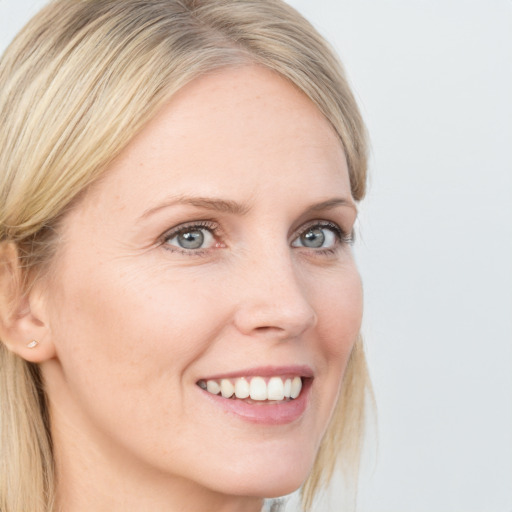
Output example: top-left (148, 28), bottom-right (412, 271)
top-left (164, 224), bottom-right (216, 251)
top-left (291, 222), bottom-right (346, 250)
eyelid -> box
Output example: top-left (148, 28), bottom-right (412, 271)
top-left (158, 218), bottom-right (353, 256)
top-left (291, 219), bottom-right (353, 245)
top-left (160, 220), bottom-right (222, 254)
top-left (161, 220), bottom-right (218, 238)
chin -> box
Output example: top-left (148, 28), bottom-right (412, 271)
top-left (204, 443), bottom-right (317, 499)
top-left (221, 473), bottom-right (306, 500)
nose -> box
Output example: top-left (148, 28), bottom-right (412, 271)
top-left (233, 250), bottom-right (318, 341)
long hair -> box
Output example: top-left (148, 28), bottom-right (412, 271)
top-left (0, 1), bottom-right (370, 510)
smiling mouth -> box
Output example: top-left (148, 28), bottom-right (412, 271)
top-left (197, 375), bottom-right (304, 402)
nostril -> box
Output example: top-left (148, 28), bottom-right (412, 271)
top-left (253, 325), bottom-right (287, 337)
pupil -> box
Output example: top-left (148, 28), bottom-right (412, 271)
top-left (302, 228), bottom-right (325, 248)
top-left (178, 230), bottom-right (204, 249)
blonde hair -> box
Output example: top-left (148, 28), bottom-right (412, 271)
top-left (0, 1), bottom-right (370, 510)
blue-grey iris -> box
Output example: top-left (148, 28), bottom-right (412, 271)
top-left (178, 230), bottom-right (204, 249)
top-left (301, 228), bottom-right (325, 248)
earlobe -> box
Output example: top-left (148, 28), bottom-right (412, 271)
top-left (0, 243), bottom-right (56, 363)
top-left (11, 335), bottom-right (56, 364)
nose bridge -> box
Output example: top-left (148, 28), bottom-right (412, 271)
top-left (233, 241), bottom-right (317, 339)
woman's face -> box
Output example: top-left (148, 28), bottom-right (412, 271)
top-left (40, 65), bottom-right (363, 505)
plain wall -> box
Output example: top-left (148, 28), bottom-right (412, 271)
top-left (1, 1), bottom-right (511, 511)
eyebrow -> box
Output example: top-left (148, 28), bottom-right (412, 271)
top-left (140, 194), bottom-right (356, 220)
top-left (306, 198), bottom-right (357, 214)
top-left (140, 195), bottom-right (251, 219)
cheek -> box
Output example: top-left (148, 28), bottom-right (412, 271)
top-left (44, 260), bottom-right (231, 466)
top-left (315, 263), bottom-right (363, 361)
top-left (303, 262), bottom-right (363, 437)
top-left (45, 252), bottom-right (241, 427)
top-left (49, 264), bottom-right (215, 381)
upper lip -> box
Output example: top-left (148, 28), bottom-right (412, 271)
top-left (199, 365), bottom-right (314, 381)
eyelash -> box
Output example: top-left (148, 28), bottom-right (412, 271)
top-left (161, 220), bottom-right (221, 256)
top-left (296, 220), bottom-right (354, 255)
top-left (161, 219), bottom-right (353, 256)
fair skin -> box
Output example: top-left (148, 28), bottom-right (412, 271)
top-left (23, 65), bottom-right (362, 511)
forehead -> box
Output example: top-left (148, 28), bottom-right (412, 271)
top-left (78, 65), bottom-right (351, 218)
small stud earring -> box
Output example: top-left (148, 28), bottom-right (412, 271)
top-left (26, 340), bottom-right (39, 349)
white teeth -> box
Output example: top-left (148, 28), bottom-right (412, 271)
top-left (290, 376), bottom-right (302, 399)
top-left (284, 378), bottom-right (292, 398)
top-left (200, 375), bottom-right (304, 401)
top-left (250, 376), bottom-right (267, 400)
top-left (267, 376), bottom-right (285, 400)
top-left (220, 379), bottom-right (234, 398)
top-left (234, 377), bottom-right (250, 399)
top-left (206, 380), bottom-right (220, 395)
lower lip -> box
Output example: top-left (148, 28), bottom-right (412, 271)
top-left (198, 379), bottom-right (312, 425)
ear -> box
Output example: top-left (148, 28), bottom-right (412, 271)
top-left (0, 243), bottom-right (56, 363)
